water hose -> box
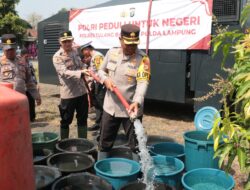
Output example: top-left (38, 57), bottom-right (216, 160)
top-left (88, 70), bottom-right (134, 118)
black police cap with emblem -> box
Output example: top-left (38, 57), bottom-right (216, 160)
top-left (59, 30), bottom-right (74, 42)
top-left (121, 24), bottom-right (140, 45)
top-left (1, 34), bottom-right (17, 50)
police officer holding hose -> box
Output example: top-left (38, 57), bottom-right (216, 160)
top-left (80, 42), bottom-right (106, 133)
top-left (98, 24), bottom-right (151, 156)
top-left (53, 30), bottom-right (89, 139)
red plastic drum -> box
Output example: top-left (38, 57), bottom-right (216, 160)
top-left (0, 85), bottom-right (35, 190)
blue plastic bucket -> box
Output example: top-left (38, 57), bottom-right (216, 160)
top-left (150, 156), bottom-right (184, 190)
top-left (183, 131), bottom-right (219, 171)
top-left (94, 158), bottom-right (141, 190)
top-left (182, 168), bottom-right (234, 190)
top-left (150, 142), bottom-right (185, 162)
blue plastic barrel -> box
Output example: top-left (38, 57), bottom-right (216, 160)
top-left (150, 142), bottom-right (185, 162)
top-left (182, 168), bottom-right (234, 190)
top-left (94, 158), bottom-right (141, 190)
top-left (183, 131), bottom-right (219, 171)
top-left (150, 156), bottom-right (184, 190)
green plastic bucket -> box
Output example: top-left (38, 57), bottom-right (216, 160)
top-left (183, 131), bottom-right (219, 171)
top-left (150, 142), bottom-right (185, 163)
top-left (150, 156), bottom-right (184, 190)
top-left (32, 132), bottom-right (59, 151)
top-left (182, 168), bottom-right (234, 190)
top-left (94, 158), bottom-right (141, 190)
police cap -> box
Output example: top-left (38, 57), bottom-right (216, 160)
top-left (1, 34), bottom-right (17, 50)
top-left (59, 30), bottom-right (74, 42)
top-left (80, 41), bottom-right (93, 51)
top-left (121, 24), bottom-right (140, 45)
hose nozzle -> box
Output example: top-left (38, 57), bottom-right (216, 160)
top-left (129, 113), bottom-right (137, 122)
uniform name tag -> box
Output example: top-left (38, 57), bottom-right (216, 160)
top-left (93, 55), bottom-right (103, 70)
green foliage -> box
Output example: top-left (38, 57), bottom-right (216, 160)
top-left (209, 4), bottom-right (250, 189)
top-left (0, 12), bottom-right (26, 34)
top-left (0, 0), bottom-right (19, 17)
top-left (0, 0), bottom-right (29, 39)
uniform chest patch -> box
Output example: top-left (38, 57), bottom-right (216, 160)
top-left (1, 65), bottom-right (15, 80)
top-left (136, 56), bottom-right (151, 82)
top-left (93, 55), bottom-right (103, 70)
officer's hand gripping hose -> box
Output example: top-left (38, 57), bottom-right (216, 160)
top-left (88, 70), bottom-right (137, 121)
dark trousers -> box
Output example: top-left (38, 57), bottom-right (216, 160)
top-left (99, 111), bottom-right (142, 152)
top-left (26, 91), bottom-right (36, 121)
top-left (59, 94), bottom-right (88, 129)
top-left (92, 82), bottom-right (106, 125)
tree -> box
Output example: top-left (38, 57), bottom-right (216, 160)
top-left (208, 4), bottom-right (250, 190)
top-left (0, 0), bottom-right (18, 17)
top-left (0, 0), bottom-right (30, 42)
top-left (27, 13), bottom-right (43, 29)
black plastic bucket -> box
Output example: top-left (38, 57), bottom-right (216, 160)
top-left (33, 149), bottom-right (53, 165)
top-left (120, 181), bottom-right (173, 190)
top-left (47, 152), bottom-right (95, 175)
top-left (114, 133), bottom-right (129, 147)
top-left (55, 138), bottom-right (97, 160)
top-left (147, 135), bottom-right (174, 146)
top-left (35, 165), bottom-right (61, 190)
top-left (52, 172), bottom-right (112, 190)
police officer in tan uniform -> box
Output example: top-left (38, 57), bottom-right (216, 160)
top-left (53, 30), bottom-right (89, 139)
top-left (98, 24), bottom-right (151, 154)
top-left (0, 34), bottom-right (41, 108)
top-left (20, 48), bottom-right (40, 122)
top-left (80, 42), bottom-right (106, 132)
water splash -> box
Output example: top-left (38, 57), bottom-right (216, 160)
top-left (134, 119), bottom-right (155, 190)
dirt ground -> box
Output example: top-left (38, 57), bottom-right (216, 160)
top-left (31, 83), bottom-right (248, 189)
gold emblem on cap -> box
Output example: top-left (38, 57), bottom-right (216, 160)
top-left (64, 33), bottom-right (68, 37)
top-left (6, 39), bottom-right (11, 44)
top-left (130, 32), bottom-right (136, 37)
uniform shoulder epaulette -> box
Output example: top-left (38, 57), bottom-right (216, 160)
top-left (0, 56), bottom-right (7, 65)
top-left (137, 49), bottom-right (147, 57)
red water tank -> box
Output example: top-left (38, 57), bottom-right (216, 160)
top-left (0, 82), bottom-right (13, 89)
top-left (0, 85), bottom-right (35, 190)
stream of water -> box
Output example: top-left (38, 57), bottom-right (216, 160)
top-left (134, 119), bottom-right (155, 190)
